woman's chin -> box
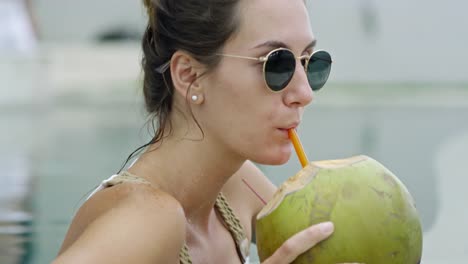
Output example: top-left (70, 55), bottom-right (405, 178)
top-left (268, 157), bottom-right (290, 165)
top-left (256, 145), bottom-right (292, 165)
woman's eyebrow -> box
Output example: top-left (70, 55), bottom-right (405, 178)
top-left (251, 39), bottom-right (317, 51)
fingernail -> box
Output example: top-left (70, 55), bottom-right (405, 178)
top-left (319, 222), bottom-right (334, 235)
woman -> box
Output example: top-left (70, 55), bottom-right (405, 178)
top-left (54, 0), bottom-right (334, 263)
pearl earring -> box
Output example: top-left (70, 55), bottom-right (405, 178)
top-left (191, 95), bottom-right (198, 102)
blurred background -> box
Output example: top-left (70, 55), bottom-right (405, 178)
top-left (0, 0), bottom-right (466, 263)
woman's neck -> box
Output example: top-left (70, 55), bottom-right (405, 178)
top-left (128, 129), bottom-right (245, 230)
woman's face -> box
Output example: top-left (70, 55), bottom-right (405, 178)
top-left (198, 0), bottom-right (316, 165)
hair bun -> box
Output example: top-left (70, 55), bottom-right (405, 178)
top-left (143, 0), bottom-right (154, 18)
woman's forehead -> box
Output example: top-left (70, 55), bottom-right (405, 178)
top-left (231, 0), bottom-right (314, 51)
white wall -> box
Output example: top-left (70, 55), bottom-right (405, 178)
top-left (34, 0), bottom-right (147, 41)
top-left (309, 0), bottom-right (468, 82)
top-left (33, 0), bottom-right (468, 83)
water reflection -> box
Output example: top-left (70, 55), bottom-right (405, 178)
top-left (0, 154), bottom-right (33, 264)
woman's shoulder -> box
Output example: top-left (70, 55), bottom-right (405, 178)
top-left (223, 160), bottom-right (277, 211)
top-left (56, 176), bottom-right (186, 263)
top-left (73, 174), bottom-right (185, 235)
top-left (221, 161), bottom-right (277, 240)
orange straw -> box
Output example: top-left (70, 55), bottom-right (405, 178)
top-left (288, 129), bottom-right (309, 168)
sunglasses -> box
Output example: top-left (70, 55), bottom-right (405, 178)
top-left (218, 48), bottom-right (332, 92)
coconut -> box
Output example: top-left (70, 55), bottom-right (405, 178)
top-left (256, 155), bottom-right (422, 264)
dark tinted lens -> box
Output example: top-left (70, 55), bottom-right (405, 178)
top-left (306, 50), bottom-right (332, 91)
top-left (264, 49), bottom-right (296, 91)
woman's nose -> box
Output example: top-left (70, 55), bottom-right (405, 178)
top-left (283, 62), bottom-right (314, 107)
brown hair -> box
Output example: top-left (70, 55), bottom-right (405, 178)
top-left (120, 0), bottom-right (242, 171)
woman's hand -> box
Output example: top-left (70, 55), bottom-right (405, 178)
top-left (261, 221), bottom-right (334, 264)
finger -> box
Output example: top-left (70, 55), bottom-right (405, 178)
top-left (267, 221), bottom-right (334, 264)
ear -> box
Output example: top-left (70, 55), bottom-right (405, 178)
top-left (170, 51), bottom-right (205, 103)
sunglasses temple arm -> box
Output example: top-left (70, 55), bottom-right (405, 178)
top-left (217, 54), bottom-right (265, 62)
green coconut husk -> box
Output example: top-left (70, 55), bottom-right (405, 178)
top-left (256, 155), bottom-right (422, 264)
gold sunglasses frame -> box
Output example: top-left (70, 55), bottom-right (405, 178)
top-left (155, 48), bottom-right (331, 92)
top-left (218, 48), bottom-right (330, 92)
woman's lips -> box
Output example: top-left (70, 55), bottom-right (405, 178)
top-left (277, 122), bottom-right (300, 138)
top-left (278, 123), bottom-right (299, 131)
top-left (277, 128), bottom-right (294, 138)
